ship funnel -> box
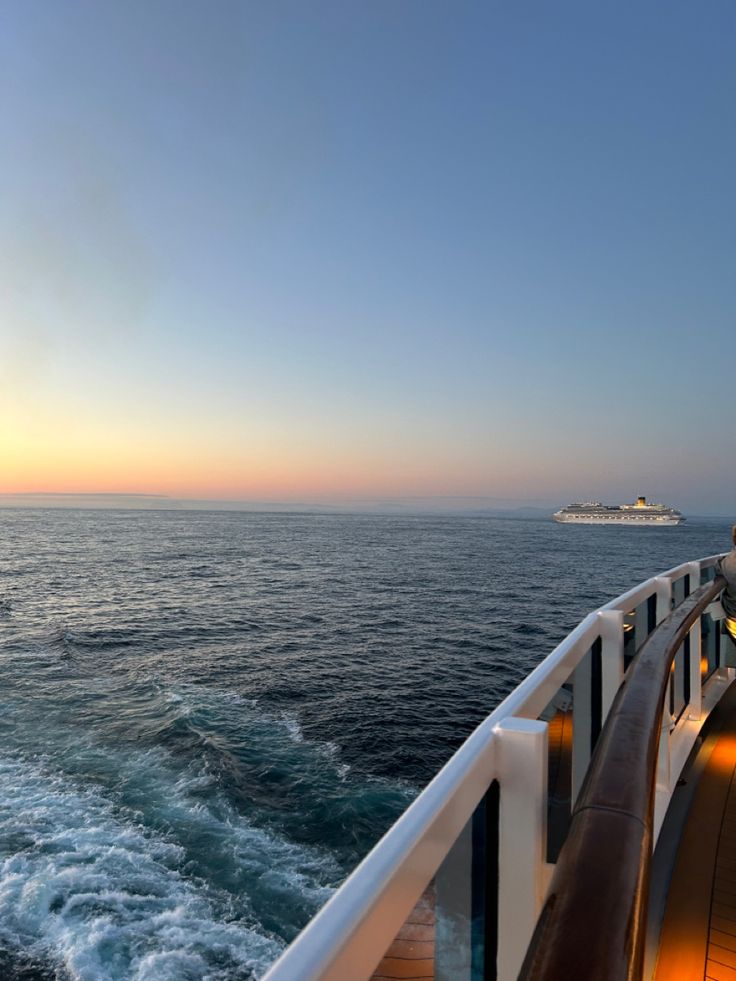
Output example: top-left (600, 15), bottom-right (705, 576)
top-left (636, 496), bottom-right (647, 507)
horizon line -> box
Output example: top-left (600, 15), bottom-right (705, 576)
top-left (0, 491), bottom-right (557, 506)
top-left (0, 492), bottom-right (731, 520)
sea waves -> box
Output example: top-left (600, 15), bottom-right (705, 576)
top-left (0, 756), bottom-right (284, 980)
top-left (0, 674), bottom-right (411, 979)
top-left (0, 507), bottom-right (728, 979)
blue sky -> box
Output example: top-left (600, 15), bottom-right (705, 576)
top-left (1, 1), bottom-right (734, 512)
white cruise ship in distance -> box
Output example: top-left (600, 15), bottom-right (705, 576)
top-left (553, 495), bottom-right (684, 525)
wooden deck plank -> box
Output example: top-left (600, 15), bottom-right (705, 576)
top-left (710, 945), bottom-right (736, 970)
top-left (714, 892), bottom-right (736, 910)
top-left (384, 940), bottom-right (435, 960)
top-left (711, 915), bottom-right (736, 937)
top-left (706, 959), bottom-right (736, 980)
top-left (711, 930), bottom-right (736, 954)
top-left (713, 903), bottom-right (736, 923)
top-left (392, 923), bottom-right (435, 943)
top-left (372, 958), bottom-right (434, 979)
top-left (405, 911), bottom-right (434, 926)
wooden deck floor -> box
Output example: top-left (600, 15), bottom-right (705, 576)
top-left (655, 684), bottom-right (736, 980)
top-left (370, 885), bottom-right (435, 981)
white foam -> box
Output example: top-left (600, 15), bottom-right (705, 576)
top-left (279, 715), bottom-right (303, 743)
top-left (0, 757), bottom-right (296, 979)
top-left (160, 680), bottom-right (349, 772)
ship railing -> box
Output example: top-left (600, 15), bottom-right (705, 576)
top-left (519, 570), bottom-right (727, 980)
top-left (262, 555), bottom-right (732, 981)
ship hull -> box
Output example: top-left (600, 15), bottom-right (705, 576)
top-left (553, 514), bottom-right (683, 526)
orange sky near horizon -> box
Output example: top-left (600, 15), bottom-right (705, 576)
top-left (0, 439), bottom-right (530, 501)
top-left (0, 377), bottom-right (541, 501)
top-left (1, 406), bottom-right (571, 503)
top-left (3, 384), bottom-right (724, 508)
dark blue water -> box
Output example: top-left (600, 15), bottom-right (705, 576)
top-left (0, 508), bottom-right (730, 979)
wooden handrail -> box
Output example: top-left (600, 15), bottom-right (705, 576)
top-left (519, 575), bottom-right (727, 981)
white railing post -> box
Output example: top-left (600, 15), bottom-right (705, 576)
top-left (495, 718), bottom-right (548, 981)
top-left (685, 561), bottom-right (702, 591)
top-left (598, 610), bottom-right (624, 722)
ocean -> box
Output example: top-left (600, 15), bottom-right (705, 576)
top-left (0, 508), bottom-right (730, 980)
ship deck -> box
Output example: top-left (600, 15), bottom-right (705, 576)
top-left (367, 686), bottom-right (736, 981)
top-left (370, 886), bottom-right (435, 981)
top-left (653, 682), bottom-right (736, 980)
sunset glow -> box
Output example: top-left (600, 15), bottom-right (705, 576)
top-left (1, 3), bottom-right (734, 512)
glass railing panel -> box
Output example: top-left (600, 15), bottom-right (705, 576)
top-left (723, 621), bottom-right (736, 667)
top-left (371, 783), bottom-right (499, 981)
top-left (701, 611), bottom-right (719, 683)
top-left (670, 637), bottom-right (688, 720)
top-left (539, 679), bottom-right (572, 862)
top-left (671, 573), bottom-right (689, 609)
top-left (436, 782), bottom-right (498, 981)
top-left (539, 642), bottom-right (615, 862)
top-left (623, 595), bottom-right (657, 670)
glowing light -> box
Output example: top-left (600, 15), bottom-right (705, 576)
top-left (725, 618), bottom-right (736, 644)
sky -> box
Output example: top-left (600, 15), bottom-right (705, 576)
top-left (1, 1), bottom-right (734, 514)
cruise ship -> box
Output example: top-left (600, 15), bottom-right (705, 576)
top-left (262, 553), bottom-right (734, 981)
top-left (553, 495), bottom-right (684, 525)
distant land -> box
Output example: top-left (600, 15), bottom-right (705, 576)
top-left (0, 493), bottom-right (554, 516)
